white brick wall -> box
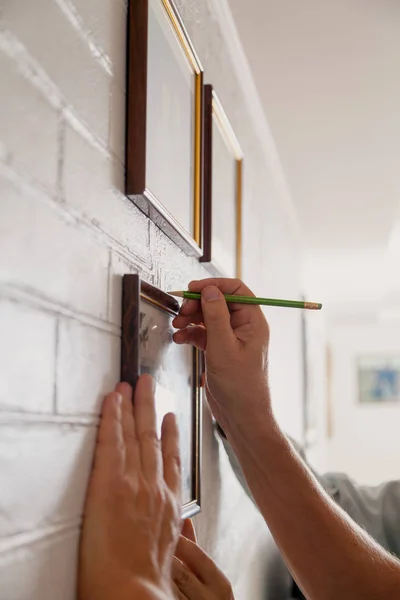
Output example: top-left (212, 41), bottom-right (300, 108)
top-left (62, 124), bottom-right (151, 268)
top-left (0, 4), bottom-right (134, 591)
top-left (3, 0), bottom-right (111, 143)
top-left (0, 0), bottom-right (304, 598)
top-left (57, 319), bottom-right (120, 414)
top-left (0, 300), bottom-right (56, 413)
top-left (0, 53), bottom-right (59, 190)
top-left (0, 530), bottom-right (79, 600)
top-left (0, 178), bottom-right (110, 318)
top-left (0, 423), bottom-right (96, 537)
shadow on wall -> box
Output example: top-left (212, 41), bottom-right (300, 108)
top-left (193, 401), bottom-right (292, 599)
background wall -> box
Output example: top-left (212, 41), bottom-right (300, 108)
top-left (0, 0), bottom-right (305, 598)
top-left (326, 319), bottom-right (400, 485)
top-left (302, 311), bottom-right (329, 474)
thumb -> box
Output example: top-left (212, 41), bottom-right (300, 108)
top-left (201, 286), bottom-right (236, 350)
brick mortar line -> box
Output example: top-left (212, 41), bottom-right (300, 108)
top-left (0, 411), bottom-right (98, 426)
top-left (0, 283), bottom-right (121, 336)
top-left (0, 520), bottom-right (81, 555)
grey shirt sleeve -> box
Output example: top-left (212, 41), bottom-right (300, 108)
top-left (218, 429), bottom-right (400, 558)
top-left (321, 472), bottom-right (400, 557)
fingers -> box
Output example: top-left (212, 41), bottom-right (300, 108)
top-left (172, 556), bottom-right (204, 598)
top-left (115, 382), bottom-right (140, 475)
top-left (161, 412), bottom-right (181, 499)
top-left (95, 391), bottom-right (124, 476)
top-left (175, 279), bottom-right (255, 326)
top-left (179, 298), bottom-right (200, 316)
top-left (189, 278), bottom-right (255, 297)
top-left (173, 325), bottom-right (207, 351)
top-left (172, 311), bottom-right (204, 329)
top-left (175, 536), bottom-right (222, 586)
top-left (181, 518), bottom-right (197, 543)
top-left (133, 374), bottom-right (162, 481)
top-left (199, 286), bottom-right (237, 351)
top-left (173, 279), bottom-right (260, 336)
top-left (179, 279), bottom-right (268, 346)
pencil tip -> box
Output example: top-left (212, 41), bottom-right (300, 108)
top-left (168, 290), bottom-right (184, 298)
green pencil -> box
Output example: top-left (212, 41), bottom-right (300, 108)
top-left (169, 291), bottom-right (322, 311)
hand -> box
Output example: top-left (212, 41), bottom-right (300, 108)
top-left (78, 375), bottom-right (182, 600)
top-left (173, 278), bottom-right (271, 434)
top-left (173, 520), bottom-right (235, 600)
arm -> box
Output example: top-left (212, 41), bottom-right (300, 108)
top-left (219, 426), bottom-right (400, 559)
top-left (226, 411), bottom-right (400, 600)
top-left (218, 424), bottom-right (308, 507)
top-left (174, 278), bottom-right (400, 600)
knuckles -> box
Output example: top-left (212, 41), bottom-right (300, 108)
top-left (165, 449), bottom-right (182, 474)
top-left (138, 429), bottom-right (160, 448)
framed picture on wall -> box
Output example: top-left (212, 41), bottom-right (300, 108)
top-left (126, 0), bottom-right (204, 257)
top-left (357, 356), bottom-right (400, 404)
top-left (121, 274), bottom-right (202, 518)
top-left (201, 84), bottom-right (243, 277)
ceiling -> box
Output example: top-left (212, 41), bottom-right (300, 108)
top-left (227, 0), bottom-right (400, 317)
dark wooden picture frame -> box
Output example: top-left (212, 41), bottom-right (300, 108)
top-left (125, 0), bottom-right (204, 257)
top-left (121, 274), bottom-right (201, 518)
top-left (201, 84), bottom-right (243, 277)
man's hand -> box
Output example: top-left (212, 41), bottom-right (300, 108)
top-left (78, 375), bottom-right (182, 600)
top-left (173, 278), bottom-right (271, 434)
top-left (173, 520), bottom-right (235, 600)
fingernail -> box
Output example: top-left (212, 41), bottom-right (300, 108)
top-left (114, 392), bottom-right (122, 406)
top-left (202, 286), bottom-right (219, 302)
top-left (181, 299), bottom-right (188, 310)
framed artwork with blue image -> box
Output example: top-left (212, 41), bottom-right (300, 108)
top-left (357, 356), bottom-right (400, 404)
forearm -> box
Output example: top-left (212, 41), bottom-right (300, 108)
top-left (225, 414), bottom-right (400, 600)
